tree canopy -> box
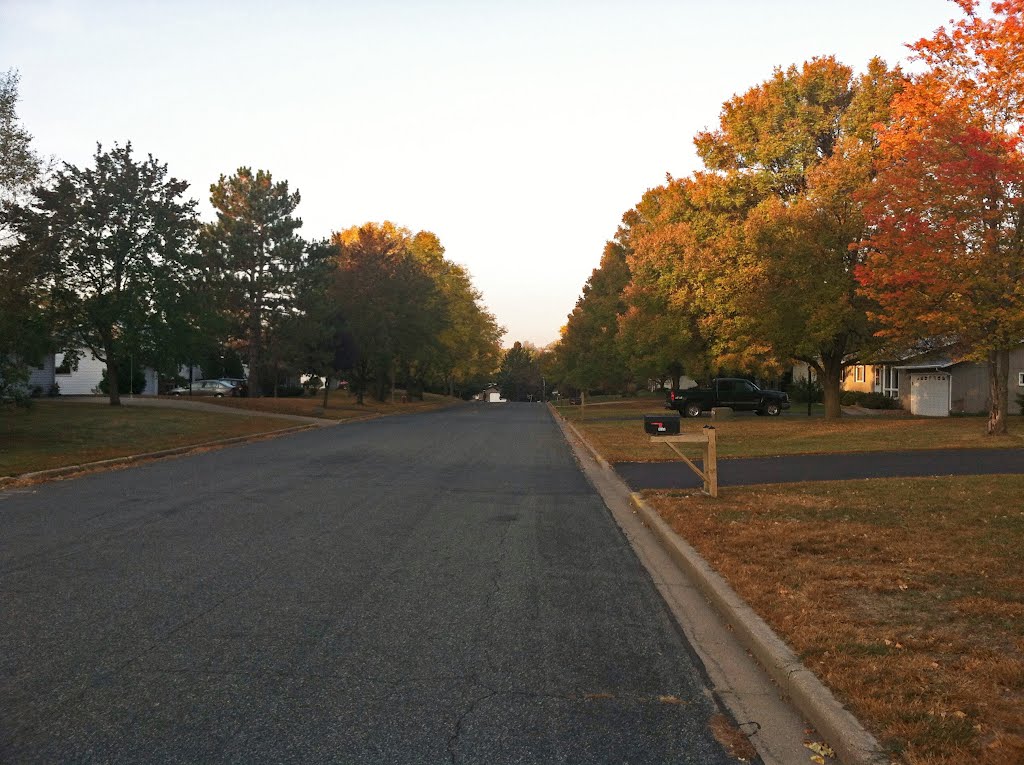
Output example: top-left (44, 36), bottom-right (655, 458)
top-left (857, 0), bottom-right (1024, 434)
top-left (0, 69), bottom-right (50, 402)
top-left (5, 142), bottom-right (199, 404)
top-left (203, 168), bottom-right (308, 397)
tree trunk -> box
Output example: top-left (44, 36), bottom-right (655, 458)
top-left (820, 351), bottom-right (844, 420)
top-left (668, 362), bottom-right (683, 391)
top-left (247, 309), bottom-right (262, 399)
top-left (987, 349), bottom-right (1009, 436)
top-left (322, 375), bottom-right (331, 409)
top-left (106, 356), bottom-right (121, 406)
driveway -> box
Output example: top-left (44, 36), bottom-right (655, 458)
top-left (1, 403), bottom-right (736, 763)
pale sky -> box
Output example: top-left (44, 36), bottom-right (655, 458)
top-left (2, 0), bottom-right (962, 347)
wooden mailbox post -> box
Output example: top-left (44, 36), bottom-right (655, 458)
top-left (649, 426), bottom-right (718, 497)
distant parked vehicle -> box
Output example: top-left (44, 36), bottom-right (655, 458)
top-left (665, 377), bottom-right (790, 417)
top-left (217, 377), bottom-right (249, 397)
top-left (169, 379), bottom-right (240, 398)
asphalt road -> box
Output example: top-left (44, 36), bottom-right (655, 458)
top-left (616, 447), bottom-right (1024, 490)
top-left (1, 403), bottom-right (737, 764)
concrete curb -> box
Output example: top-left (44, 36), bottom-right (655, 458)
top-left (0, 423), bottom-right (318, 489)
top-left (547, 404), bottom-right (611, 470)
top-left (548, 403), bottom-right (888, 765)
top-left (628, 493), bottom-right (886, 765)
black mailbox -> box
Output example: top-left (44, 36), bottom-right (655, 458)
top-left (644, 414), bottom-right (680, 435)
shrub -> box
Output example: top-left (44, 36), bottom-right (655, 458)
top-left (98, 367), bottom-right (146, 395)
top-left (1017, 391), bottom-right (1024, 416)
top-left (840, 390), bottom-right (902, 409)
top-left (789, 377), bottom-right (823, 404)
top-left (858, 392), bottom-right (902, 410)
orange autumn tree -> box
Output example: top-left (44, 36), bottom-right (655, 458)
top-left (617, 177), bottom-right (721, 389)
top-left (689, 57), bottom-right (904, 418)
top-left (857, 0), bottom-right (1024, 434)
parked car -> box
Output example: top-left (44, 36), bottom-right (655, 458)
top-left (217, 377), bottom-right (249, 397)
top-left (169, 379), bottom-right (240, 398)
top-left (665, 377), bottom-right (790, 417)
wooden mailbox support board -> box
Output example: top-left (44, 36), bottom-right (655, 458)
top-left (650, 428), bottom-right (718, 497)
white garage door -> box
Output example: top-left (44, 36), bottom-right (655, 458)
top-left (910, 373), bottom-right (950, 417)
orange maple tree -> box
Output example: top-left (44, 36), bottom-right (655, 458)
top-left (678, 57), bottom-right (902, 418)
top-left (857, 0), bottom-right (1024, 434)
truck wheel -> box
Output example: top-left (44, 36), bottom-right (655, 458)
top-left (684, 402), bottom-right (702, 418)
top-left (763, 401), bottom-right (780, 416)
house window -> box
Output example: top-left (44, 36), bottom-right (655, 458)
top-left (854, 365), bottom-right (865, 383)
top-left (1019, 372), bottom-right (1024, 386)
top-left (55, 354), bottom-right (72, 375)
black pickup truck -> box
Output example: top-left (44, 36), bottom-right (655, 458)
top-left (665, 378), bottom-right (790, 417)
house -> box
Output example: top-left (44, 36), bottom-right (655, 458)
top-left (54, 350), bottom-right (160, 396)
top-left (482, 386), bottom-right (506, 403)
top-left (0, 353), bottom-right (57, 397)
top-left (844, 343), bottom-right (1024, 416)
top-left (647, 376), bottom-right (699, 392)
top-left (842, 361), bottom-right (902, 399)
top-left (26, 354), bottom-right (56, 394)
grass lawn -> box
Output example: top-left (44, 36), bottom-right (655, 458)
top-left (554, 399), bottom-right (1024, 460)
top-left (1, 400), bottom-right (300, 477)
top-left (643, 477), bottom-right (1024, 765)
top-left (187, 390), bottom-right (461, 420)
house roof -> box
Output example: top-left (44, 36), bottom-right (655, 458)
top-left (893, 360), bottom-right (954, 371)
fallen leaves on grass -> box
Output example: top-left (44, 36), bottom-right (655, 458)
top-left (645, 476), bottom-right (1024, 765)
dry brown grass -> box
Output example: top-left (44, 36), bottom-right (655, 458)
top-left (1, 401), bottom-right (299, 477)
top-left (644, 477), bottom-right (1024, 765)
top-left (194, 390), bottom-right (460, 420)
top-left (555, 399), bottom-right (1023, 460)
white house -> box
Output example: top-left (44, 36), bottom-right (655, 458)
top-left (483, 386), bottom-right (506, 403)
top-left (54, 350), bottom-right (159, 396)
top-left (26, 354), bottom-right (56, 394)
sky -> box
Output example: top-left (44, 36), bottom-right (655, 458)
top-left (2, 0), bottom-right (965, 347)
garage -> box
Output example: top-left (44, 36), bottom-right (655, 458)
top-left (909, 372), bottom-right (950, 417)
